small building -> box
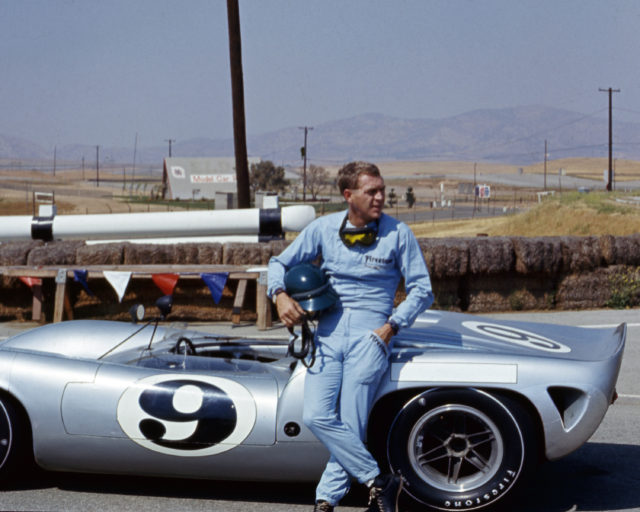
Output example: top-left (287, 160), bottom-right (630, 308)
top-left (162, 157), bottom-right (260, 200)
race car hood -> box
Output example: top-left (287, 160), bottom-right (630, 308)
top-left (0, 311), bottom-right (626, 364)
top-left (0, 320), bottom-right (165, 359)
top-left (397, 310), bottom-right (626, 362)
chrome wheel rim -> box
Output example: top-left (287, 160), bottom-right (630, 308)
top-left (407, 404), bottom-right (504, 492)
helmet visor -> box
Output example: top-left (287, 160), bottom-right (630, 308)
top-left (290, 282), bottom-right (338, 312)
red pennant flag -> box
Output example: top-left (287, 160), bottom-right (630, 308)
top-left (19, 276), bottom-right (43, 288)
top-left (152, 273), bottom-right (180, 296)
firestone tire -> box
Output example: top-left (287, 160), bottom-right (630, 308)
top-left (387, 388), bottom-right (537, 511)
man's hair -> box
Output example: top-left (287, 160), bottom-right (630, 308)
top-left (337, 161), bottom-right (381, 193)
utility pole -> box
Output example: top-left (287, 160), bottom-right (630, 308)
top-left (299, 126), bottom-right (313, 201)
top-left (132, 133), bottom-right (138, 192)
top-left (226, 0), bottom-right (251, 208)
top-left (164, 138), bottom-right (175, 157)
top-left (96, 145), bottom-right (100, 188)
top-left (599, 87), bottom-right (620, 191)
top-left (472, 162), bottom-right (477, 217)
top-left (544, 140), bottom-right (548, 191)
top-left (53, 146), bottom-right (57, 177)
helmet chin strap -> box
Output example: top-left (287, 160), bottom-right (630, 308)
top-left (287, 315), bottom-right (316, 368)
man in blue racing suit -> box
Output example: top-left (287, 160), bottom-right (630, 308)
top-left (268, 161), bottom-right (433, 512)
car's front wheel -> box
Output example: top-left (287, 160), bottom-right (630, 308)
top-left (0, 396), bottom-right (31, 483)
top-left (387, 388), bottom-right (537, 511)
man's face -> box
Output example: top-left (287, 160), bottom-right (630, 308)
top-left (343, 173), bottom-right (385, 226)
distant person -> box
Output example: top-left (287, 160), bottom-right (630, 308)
top-left (405, 186), bottom-right (416, 208)
top-left (268, 161), bottom-right (433, 512)
top-left (387, 187), bottom-right (397, 208)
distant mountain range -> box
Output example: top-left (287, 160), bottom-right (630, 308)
top-left (2, 105), bottom-right (639, 167)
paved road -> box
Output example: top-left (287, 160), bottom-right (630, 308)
top-left (0, 309), bottom-right (638, 512)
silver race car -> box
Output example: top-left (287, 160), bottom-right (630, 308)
top-left (0, 301), bottom-right (625, 511)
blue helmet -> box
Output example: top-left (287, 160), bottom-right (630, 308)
top-left (284, 263), bottom-right (338, 313)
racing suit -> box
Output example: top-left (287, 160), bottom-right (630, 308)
top-left (268, 210), bottom-right (433, 506)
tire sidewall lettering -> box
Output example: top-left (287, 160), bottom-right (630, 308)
top-left (388, 390), bottom-right (527, 511)
top-left (442, 469), bottom-right (516, 508)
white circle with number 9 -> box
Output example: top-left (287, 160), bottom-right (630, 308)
top-left (462, 321), bottom-right (571, 353)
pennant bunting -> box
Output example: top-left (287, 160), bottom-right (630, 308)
top-left (151, 273), bottom-right (180, 296)
top-left (19, 276), bottom-right (42, 288)
top-left (103, 271), bottom-right (132, 303)
top-left (73, 270), bottom-right (94, 296)
top-left (201, 272), bottom-right (229, 304)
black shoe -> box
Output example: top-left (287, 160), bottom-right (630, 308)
top-left (313, 500), bottom-right (334, 512)
top-left (367, 473), bottom-right (403, 512)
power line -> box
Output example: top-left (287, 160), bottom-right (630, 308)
top-left (614, 107), bottom-right (640, 117)
top-left (462, 108), bottom-right (609, 155)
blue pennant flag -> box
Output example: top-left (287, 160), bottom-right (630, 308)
top-left (201, 272), bottom-right (229, 304)
top-left (73, 269), bottom-right (94, 296)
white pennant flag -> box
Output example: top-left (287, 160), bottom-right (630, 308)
top-left (103, 271), bottom-right (132, 303)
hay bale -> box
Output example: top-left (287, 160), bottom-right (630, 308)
top-left (418, 238), bottom-right (469, 279)
top-left (76, 243), bottom-right (125, 265)
top-left (512, 237), bottom-right (563, 275)
top-left (169, 243), bottom-right (200, 264)
top-left (466, 275), bottom-right (553, 312)
top-left (560, 236), bottom-right (603, 273)
top-left (26, 241), bottom-right (83, 266)
top-left (123, 244), bottom-right (175, 264)
top-left (0, 241), bottom-right (43, 265)
top-left (555, 268), bottom-right (612, 309)
top-left (223, 243), bottom-right (272, 265)
top-left (268, 239), bottom-right (292, 258)
top-left (468, 237), bottom-right (514, 275)
top-left (599, 235), bottom-right (640, 266)
top-left (431, 278), bottom-right (462, 311)
top-left (196, 244), bottom-right (223, 264)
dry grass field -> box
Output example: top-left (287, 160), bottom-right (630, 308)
top-left (0, 167), bottom-right (166, 215)
top-left (1, 158), bottom-right (639, 238)
top-left (374, 157), bottom-right (640, 182)
top-left (411, 191), bottom-right (640, 237)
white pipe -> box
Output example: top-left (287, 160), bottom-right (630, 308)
top-left (0, 205), bottom-right (315, 242)
top-left (281, 205), bottom-right (316, 231)
top-left (0, 216), bottom-right (32, 240)
top-left (55, 209), bottom-right (260, 239)
top-left (85, 235), bottom-right (262, 245)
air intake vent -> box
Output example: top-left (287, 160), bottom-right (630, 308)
top-left (548, 386), bottom-right (588, 431)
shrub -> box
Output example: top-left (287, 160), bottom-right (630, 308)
top-left (606, 267), bottom-right (640, 309)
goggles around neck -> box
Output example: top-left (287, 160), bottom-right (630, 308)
top-left (339, 214), bottom-right (379, 247)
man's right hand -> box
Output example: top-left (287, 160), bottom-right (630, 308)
top-left (275, 292), bottom-right (307, 328)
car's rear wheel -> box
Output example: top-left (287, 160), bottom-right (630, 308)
top-left (0, 396), bottom-right (31, 482)
top-left (387, 388), bottom-right (537, 510)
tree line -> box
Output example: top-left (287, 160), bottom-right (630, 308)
top-left (250, 160), bottom-right (330, 200)
top-left (250, 161), bottom-right (417, 208)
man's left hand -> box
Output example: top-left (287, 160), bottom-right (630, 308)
top-left (374, 323), bottom-right (394, 345)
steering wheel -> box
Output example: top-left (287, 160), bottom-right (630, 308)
top-left (175, 337), bottom-right (197, 355)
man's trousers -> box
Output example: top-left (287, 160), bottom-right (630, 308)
top-left (302, 307), bottom-right (390, 506)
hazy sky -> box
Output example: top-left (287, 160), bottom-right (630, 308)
top-left (2, 0), bottom-right (639, 150)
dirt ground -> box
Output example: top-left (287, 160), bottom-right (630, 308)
top-left (1, 157), bottom-right (637, 216)
top-left (0, 167), bottom-right (168, 215)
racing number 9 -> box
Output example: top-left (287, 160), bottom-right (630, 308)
top-left (117, 374), bottom-right (257, 457)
